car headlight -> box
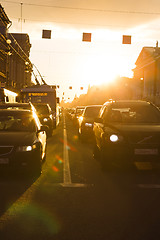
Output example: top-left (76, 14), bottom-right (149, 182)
top-left (110, 134), bottom-right (119, 142)
top-left (104, 133), bottom-right (123, 143)
top-left (79, 116), bottom-right (83, 121)
top-left (43, 117), bottom-right (49, 122)
top-left (85, 123), bottom-right (93, 127)
top-left (16, 144), bottom-right (37, 152)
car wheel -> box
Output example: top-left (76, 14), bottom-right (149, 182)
top-left (31, 146), bottom-right (43, 177)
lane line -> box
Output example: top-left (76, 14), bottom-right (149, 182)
top-left (63, 116), bottom-right (72, 184)
top-left (61, 115), bottom-right (89, 188)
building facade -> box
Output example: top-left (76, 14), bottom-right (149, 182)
top-left (133, 43), bottom-right (160, 105)
top-left (0, 4), bottom-right (32, 93)
top-left (0, 4), bottom-right (11, 87)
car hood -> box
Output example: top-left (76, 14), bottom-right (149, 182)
top-left (0, 132), bottom-right (36, 146)
top-left (105, 124), bottom-right (160, 144)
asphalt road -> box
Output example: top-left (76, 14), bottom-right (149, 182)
top-left (1, 114), bottom-right (160, 240)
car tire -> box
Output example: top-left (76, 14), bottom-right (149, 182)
top-left (30, 146), bottom-right (43, 178)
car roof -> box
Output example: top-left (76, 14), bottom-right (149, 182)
top-left (85, 105), bottom-right (102, 108)
top-left (103, 100), bottom-right (152, 107)
top-left (76, 106), bottom-right (85, 109)
top-left (0, 102), bottom-right (31, 105)
top-left (0, 109), bottom-right (31, 112)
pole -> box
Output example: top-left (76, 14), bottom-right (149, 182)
top-left (20, 2), bottom-right (23, 33)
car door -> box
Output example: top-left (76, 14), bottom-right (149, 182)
top-left (94, 106), bottom-right (106, 149)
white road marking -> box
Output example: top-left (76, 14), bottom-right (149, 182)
top-left (63, 117), bottom-right (71, 185)
top-left (62, 116), bottom-right (89, 187)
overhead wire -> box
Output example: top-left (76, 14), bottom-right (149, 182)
top-left (2, 1), bottom-right (160, 15)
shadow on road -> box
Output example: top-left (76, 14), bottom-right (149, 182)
top-left (0, 171), bottom-right (38, 217)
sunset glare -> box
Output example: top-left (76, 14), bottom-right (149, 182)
top-left (2, 0), bottom-right (160, 101)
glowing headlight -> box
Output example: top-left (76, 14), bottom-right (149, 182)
top-left (85, 123), bottom-right (93, 127)
top-left (17, 144), bottom-right (37, 152)
top-left (79, 116), bottom-right (83, 121)
top-left (110, 134), bottom-right (119, 142)
top-left (43, 118), bottom-right (48, 122)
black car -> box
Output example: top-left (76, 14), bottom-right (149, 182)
top-left (33, 103), bottom-right (55, 137)
top-left (78, 105), bottom-right (102, 142)
top-left (0, 109), bottom-right (47, 176)
top-left (93, 100), bottom-right (160, 171)
top-left (73, 106), bottom-right (85, 126)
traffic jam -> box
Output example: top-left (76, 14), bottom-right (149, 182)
top-left (1, 92), bottom-right (160, 178)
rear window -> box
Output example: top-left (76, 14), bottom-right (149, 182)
top-left (84, 106), bottom-right (101, 118)
top-left (104, 104), bottom-right (160, 124)
top-left (34, 105), bottom-right (49, 114)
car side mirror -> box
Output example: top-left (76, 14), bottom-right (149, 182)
top-left (37, 125), bottom-right (49, 133)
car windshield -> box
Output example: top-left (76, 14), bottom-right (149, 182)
top-left (76, 108), bottom-right (84, 115)
top-left (0, 111), bottom-right (37, 132)
top-left (84, 106), bottom-right (101, 118)
top-left (105, 104), bottom-right (160, 124)
top-left (34, 105), bottom-right (49, 115)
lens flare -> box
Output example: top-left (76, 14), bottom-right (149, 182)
top-left (73, 135), bottom-right (78, 140)
top-left (59, 138), bottom-right (77, 152)
top-left (55, 155), bottom-right (64, 164)
top-left (52, 166), bottom-right (59, 172)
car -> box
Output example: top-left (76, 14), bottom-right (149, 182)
top-left (93, 100), bottom-right (160, 172)
top-left (0, 102), bottom-right (37, 112)
top-left (78, 105), bottom-right (102, 142)
top-left (73, 106), bottom-right (85, 126)
top-left (67, 108), bottom-right (76, 120)
top-left (0, 109), bottom-right (47, 176)
top-left (32, 103), bottom-right (55, 137)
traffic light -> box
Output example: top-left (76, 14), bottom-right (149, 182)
top-left (122, 35), bottom-right (131, 44)
top-left (82, 33), bottom-right (92, 42)
top-left (80, 87), bottom-right (83, 90)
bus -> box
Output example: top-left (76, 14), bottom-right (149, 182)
top-left (20, 84), bottom-right (60, 127)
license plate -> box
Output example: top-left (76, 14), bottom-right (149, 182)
top-left (134, 149), bottom-right (158, 155)
top-left (0, 158), bottom-right (9, 164)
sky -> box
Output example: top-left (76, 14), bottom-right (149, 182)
top-left (1, 0), bottom-right (160, 101)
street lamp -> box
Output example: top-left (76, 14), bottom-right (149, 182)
top-left (6, 39), bottom-right (12, 86)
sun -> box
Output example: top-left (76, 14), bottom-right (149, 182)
top-left (80, 54), bottom-right (133, 87)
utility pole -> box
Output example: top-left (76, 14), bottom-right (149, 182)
top-left (154, 41), bottom-right (159, 104)
top-left (20, 2), bottom-right (23, 33)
